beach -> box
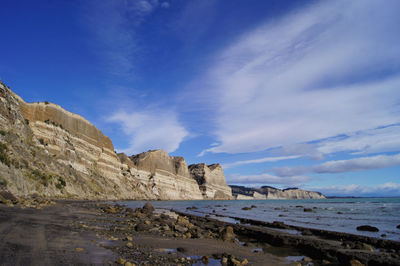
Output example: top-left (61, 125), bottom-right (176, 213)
top-left (0, 199), bottom-right (399, 266)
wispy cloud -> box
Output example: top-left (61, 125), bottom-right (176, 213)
top-left (273, 153), bottom-right (400, 177)
top-left (106, 109), bottom-right (188, 155)
top-left (83, 0), bottom-right (169, 77)
top-left (222, 155), bottom-right (300, 169)
top-left (198, 0), bottom-right (400, 155)
top-left (227, 173), bottom-right (310, 186)
top-left (308, 182), bottom-right (400, 197)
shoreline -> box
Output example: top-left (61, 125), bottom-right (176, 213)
top-left (0, 200), bottom-right (399, 265)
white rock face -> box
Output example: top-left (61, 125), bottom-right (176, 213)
top-left (236, 194), bottom-right (254, 200)
top-left (189, 163), bottom-right (233, 200)
top-left (231, 185), bottom-right (325, 200)
top-left (129, 150), bottom-right (204, 200)
top-left (0, 84), bottom-right (232, 200)
top-left (264, 187), bottom-right (325, 199)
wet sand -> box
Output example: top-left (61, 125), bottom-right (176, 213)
top-left (0, 200), bottom-right (399, 265)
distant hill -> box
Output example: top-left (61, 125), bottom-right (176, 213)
top-left (230, 185), bottom-right (326, 199)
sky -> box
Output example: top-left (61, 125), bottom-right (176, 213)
top-left (1, 0), bottom-right (400, 197)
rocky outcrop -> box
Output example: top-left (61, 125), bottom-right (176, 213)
top-left (189, 163), bottom-right (233, 200)
top-left (231, 185), bottom-right (325, 200)
top-left (129, 150), bottom-right (203, 200)
top-left (0, 82), bottom-right (159, 200)
top-left (0, 82), bottom-right (233, 200)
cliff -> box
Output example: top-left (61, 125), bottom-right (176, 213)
top-left (129, 150), bottom-right (203, 200)
top-left (231, 185), bottom-right (325, 200)
top-left (0, 82), bottom-right (232, 200)
top-left (189, 163), bottom-right (233, 200)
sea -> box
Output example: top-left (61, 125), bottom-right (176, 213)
top-left (121, 197), bottom-right (400, 242)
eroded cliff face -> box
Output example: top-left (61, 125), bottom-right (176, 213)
top-left (129, 150), bottom-right (203, 200)
top-left (231, 185), bottom-right (325, 200)
top-left (189, 163), bottom-right (233, 200)
top-left (0, 83), bottom-right (216, 200)
top-left (264, 187), bottom-right (325, 199)
top-left (0, 82), bottom-right (152, 199)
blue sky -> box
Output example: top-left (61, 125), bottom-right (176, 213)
top-left (1, 0), bottom-right (400, 197)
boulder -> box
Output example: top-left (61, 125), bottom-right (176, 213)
top-left (220, 226), bottom-right (235, 241)
top-left (142, 203), bottom-right (155, 214)
top-left (356, 225), bottom-right (379, 232)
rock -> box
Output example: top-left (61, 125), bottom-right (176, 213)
top-left (189, 163), bottom-right (233, 200)
top-left (303, 208), bottom-right (313, 212)
top-left (0, 190), bottom-right (18, 203)
top-left (381, 234), bottom-right (386, 237)
top-left (241, 207), bottom-right (251, 211)
top-left (349, 259), bottom-right (365, 266)
top-left (125, 262), bottom-right (134, 266)
top-left (230, 257), bottom-right (242, 266)
top-left (177, 216), bottom-right (194, 229)
top-left (302, 257), bottom-right (312, 263)
top-left (75, 247), bottom-right (84, 252)
top-left (116, 258), bottom-right (126, 265)
top-left (104, 206), bottom-right (118, 214)
top-left (126, 242), bottom-right (133, 248)
top-left (145, 220), bottom-right (151, 225)
top-left (124, 236), bottom-right (133, 241)
top-left (136, 222), bottom-right (151, 231)
top-left (241, 258), bottom-right (248, 265)
top-left (177, 247), bottom-right (186, 253)
top-left (201, 256), bottom-right (209, 264)
top-left (142, 203), bottom-right (155, 214)
top-left (185, 232), bottom-right (192, 239)
top-left (174, 224), bottom-right (188, 233)
top-left (220, 226), bottom-right (235, 241)
top-left (231, 185), bottom-right (325, 199)
top-left (221, 257), bottom-right (228, 265)
top-left (130, 150), bottom-right (204, 200)
top-left (397, 224), bottom-right (400, 229)
top-left (356, 225), bottom-right (379, 232)
top-left (250, 205), bottom-right (257, 208)
top-left (360, 243), bottom-right (374, 251)
top-left (302, 229), bottom-right (312, 236)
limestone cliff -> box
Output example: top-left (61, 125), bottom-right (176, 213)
top-left (0, 82), bottom-right (159, 200)
top-left (129, 150), bottom-right (203, 200)
top-left (0, 82), bottom-right (232, 200)
top-left (189, 163), bottom-right (233, 200)
top-left (231, 185), bottom-right (325, 200)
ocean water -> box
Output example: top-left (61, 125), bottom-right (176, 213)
top-left (121, 198), bottom-right (400, 242)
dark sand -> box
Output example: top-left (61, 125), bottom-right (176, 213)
top-left (0, 201), bottom-right (399, 266)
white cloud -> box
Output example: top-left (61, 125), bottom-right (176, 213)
top-left (161, 2), bottom-right (170, 9)
top-left (83, 0), bottom-right (167, 77)
top-left (313, 153), bottom-right (400, 174)
top-left (227, 173), bottom-right (310, 186)
top-left (309, 182), bottom-right (400, 197)
top-left (222, 155), bottom-right (300, 169)
top-left (317, 125), bottom-right (400, 156)
top-left (107, 110), bottom-right (188, 155)
top-left (273, 153), bottom-right (400, 176)
top-left (198, 0), bottom-right (400, 155)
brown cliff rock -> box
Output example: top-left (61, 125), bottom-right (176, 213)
top-left (189, 163), bottom-right (233, 200)
top-left (129, 150), bottom-right (203, 200)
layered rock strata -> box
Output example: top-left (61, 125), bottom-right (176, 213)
top-left (189, 163), bottom-right (233, 200)
top-left (129, 150), bottom-right (203, 200)
top-left (231, 185), bottom-right (325, 199)
top-left (0, 82), bottom-right (231, 200)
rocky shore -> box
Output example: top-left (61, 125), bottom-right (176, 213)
top-left (1, 197), bottom-right (399, 266)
